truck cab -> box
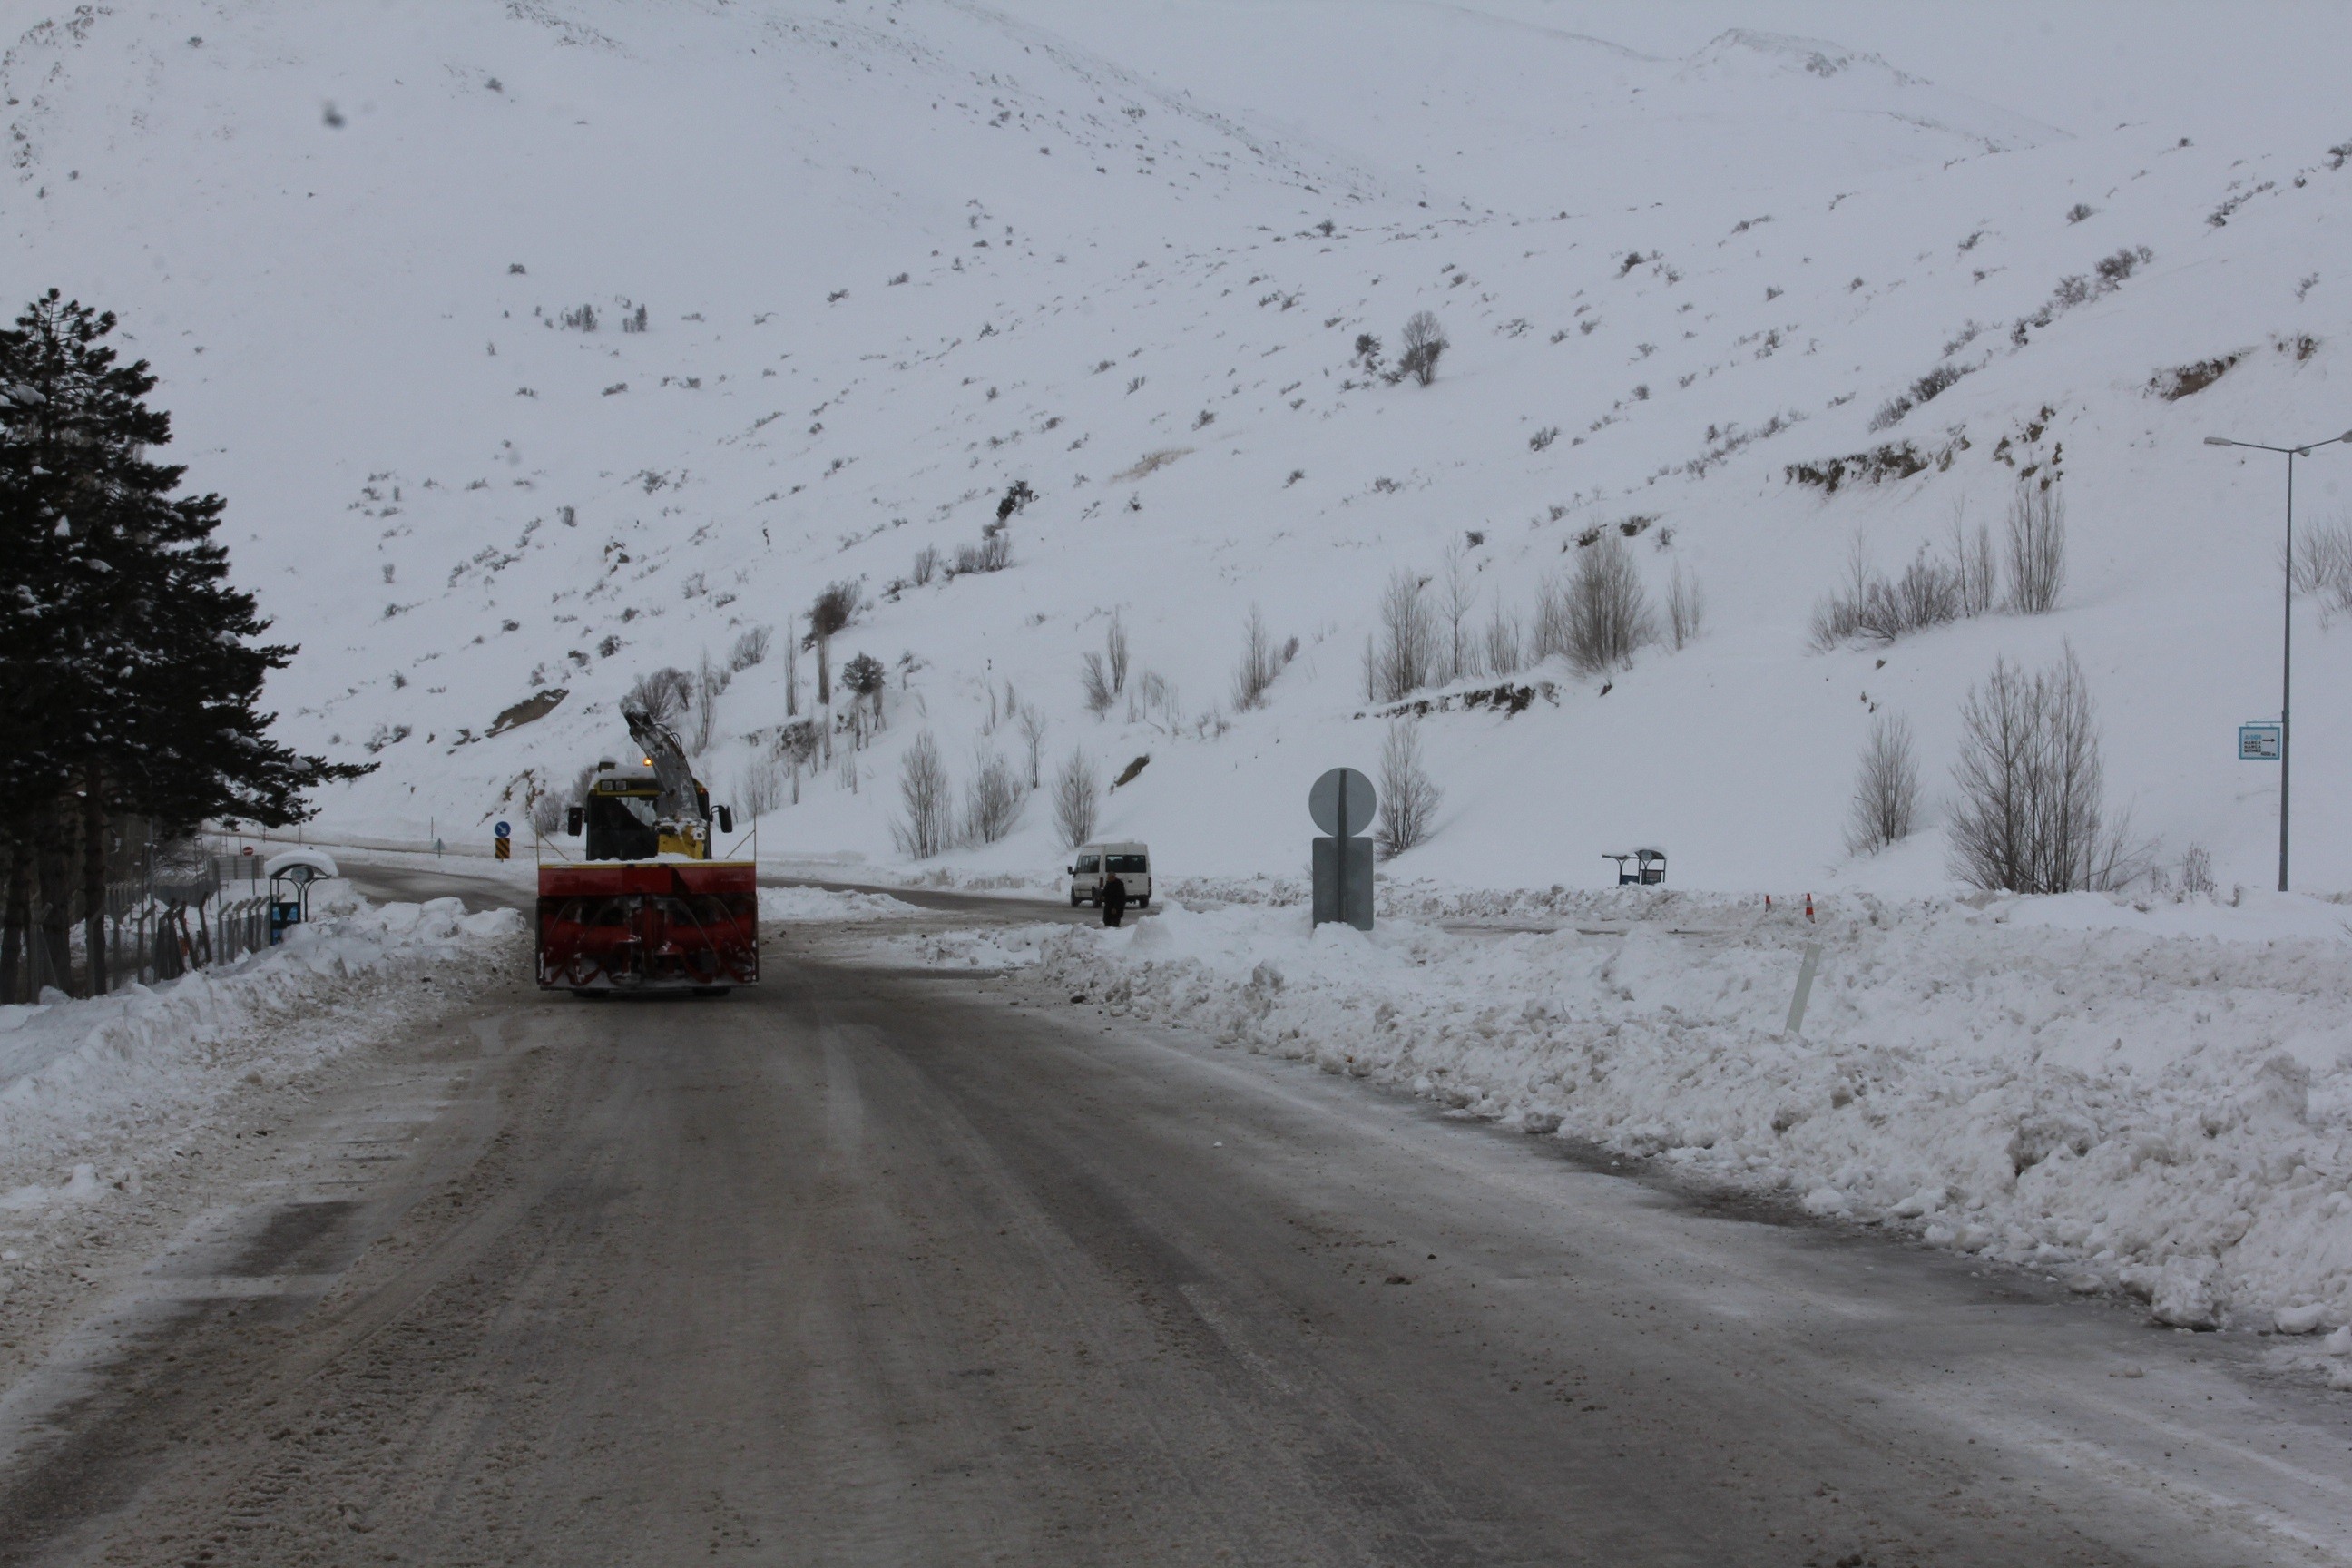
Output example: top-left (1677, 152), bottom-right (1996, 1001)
top-left (568, 759), bottom-right (730, 861)
top-left (1068, 842), bottom-right (1152, 907)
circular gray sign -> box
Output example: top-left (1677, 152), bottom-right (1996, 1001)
top-left (1308, 767), bottom-right (1377, 838)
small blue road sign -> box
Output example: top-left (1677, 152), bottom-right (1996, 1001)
top-left (494, 819), bottom-right (513, 837)
top-left (2239, 723), bottom-right (2282, 761)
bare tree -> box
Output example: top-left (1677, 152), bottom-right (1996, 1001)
top-left (1951, 506), bottom-right (1996, 618)
top-left (912, 544), bottom-right (940, 587)
top-left (1131, 671), bottom-right (1180, 730)
top-left (1232, 604), bottom-right (1282, 710)
top-left (1483, 602), bottom-right (1523, 676)
top-left (689, 652), bottom-right (727, 756)
top-left (1367, 568), bottom-right (1438, 701)
top-left (808, 581), bottom-right (862, 763)
top-left (1016, 704), bottom-right (1048, 789)
top-left (1666, 560), bottom-right (1704, 650)
top-left (1948, 647), bottom-right (2138, 892)
top-left (1080, 651), bottom-right (1115, 717)
top-left (1438, 544), bottom-right (1478, 681)
top-left (1054, 750), bottom-right (1101, 848)
top-left (2291, 516), bottom-right (2352, 621)
top-left (962, 749), bottom-right (1026, 846)
top-left (1531, 570), bottom-right (1572, 664)
top-left (1563, 532), bottom-right (1655, 674)
top-left (892, 731), bottom-right (954, 858)
top-left (1846, 714), bottom-right (1920, 855)
top-left (624, 667), bottom-right (691, 726)
top-left (737, 756), bottom-right (785, 818)
top-left (780, 613), bottom-right (801, 717)
top-left (1377, 721), bottom-right (1443, 858)
top-left (1398, 310), bottom-right (1448, 387)
top-left (2005, 482), bottom-right (2066, 614)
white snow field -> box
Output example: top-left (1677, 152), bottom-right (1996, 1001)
top-left (901, 887), bottom-right (2352, 1352)
top-left (10, 0), bottom-right (2352, 896)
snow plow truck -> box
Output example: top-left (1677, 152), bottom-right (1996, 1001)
top-left (537, 701), bottom-right (757, 996)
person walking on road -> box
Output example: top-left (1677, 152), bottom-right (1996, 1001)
top-left (1102, 872), bottom-right (1128, 928)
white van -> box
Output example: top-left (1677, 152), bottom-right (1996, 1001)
top-left (1068, 842), bottom-right (1152, 907)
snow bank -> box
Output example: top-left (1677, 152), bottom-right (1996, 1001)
top-left (0, 886), bottom-right (521, 1204)
top-left (901, 893), bottom-right (2352, 1332)
top-left (756, 886), bottom-right (924, 922)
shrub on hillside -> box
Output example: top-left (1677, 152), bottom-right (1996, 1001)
top-left (1809, 509), bottom-right (2004, 650)
top-left (1555, 533), bottom-right (1653, 674)
top-left (1080, 614), bottom-right (1129, 717)
top-left (736, 756), bottom-right (785, 818)
top-left (1232, 604), bottom-right (1282, 710)
top-left (728, 626), bottom-right (772, 671)
top-left (962, 749), bottom-right (1025, 846)
top-left (1666, 561), bottom-right (1704, 650)
top-left (1376, 722), bottom-right (1442, 858)
top-left (1786, 442), bottom-right (1938, 493)
top-left (1396, 311), bottom-right (1447, 387)
top-left (1054, 750), bottom-right (1101, 848)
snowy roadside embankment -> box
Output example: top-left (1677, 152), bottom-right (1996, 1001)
top-left (0, 885), bottom-right (521, 1208)
top-left (897, 892), bottom-right (2352, 1350)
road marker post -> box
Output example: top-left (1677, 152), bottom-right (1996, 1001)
top-left (1784, 941), bottom-right (1823, 1037)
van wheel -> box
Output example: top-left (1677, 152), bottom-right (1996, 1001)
top-left (1070, 892), bottom-right (1082, 907)
top-left (1135, 897), bottom-right (1150, 907)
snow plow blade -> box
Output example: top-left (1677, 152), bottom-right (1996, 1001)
top-left (536, 861), bottom-right (759, 994)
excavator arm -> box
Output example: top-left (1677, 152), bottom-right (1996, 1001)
top-left (621, 702), bottom-right (703, 827)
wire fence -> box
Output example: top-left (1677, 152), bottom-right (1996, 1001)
top-left (10, 852), bottom-right (279, 1002)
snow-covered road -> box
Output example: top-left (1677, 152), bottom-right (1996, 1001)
top-left (0, 867), bottom-right (2345, 1564)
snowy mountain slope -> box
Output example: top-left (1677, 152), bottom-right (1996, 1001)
top-left (11, 1), bottom-right (2352, 893)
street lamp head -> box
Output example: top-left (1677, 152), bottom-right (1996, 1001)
top-left (2338, 429), bottom-right (2352, 445)
top-left (2204, 436), bottom-right (2235, 446)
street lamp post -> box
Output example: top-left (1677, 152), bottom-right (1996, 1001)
top-left (2203, 428), bottom-right (2352, 892)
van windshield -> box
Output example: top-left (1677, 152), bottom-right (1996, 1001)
top-left (1075, 855), bottom-right (1101, 873)
top-left (1106, 854), bottom-right (1148, 874)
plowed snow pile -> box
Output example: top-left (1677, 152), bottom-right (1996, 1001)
top-left (757, 886), bottom-right (921, 922)
top-left (903, 892), bottom-right (2352, 1335)
top-left (0, 887), bottom-right (522, 1205)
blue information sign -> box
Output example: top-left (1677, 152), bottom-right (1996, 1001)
top-left (2239, 723), bottom-right (2282, 761)
top-left (494, 819), bottom-right (513, 837)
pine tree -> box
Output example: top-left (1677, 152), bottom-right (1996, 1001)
top-left (0, 291), bottom-right (369, 996)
